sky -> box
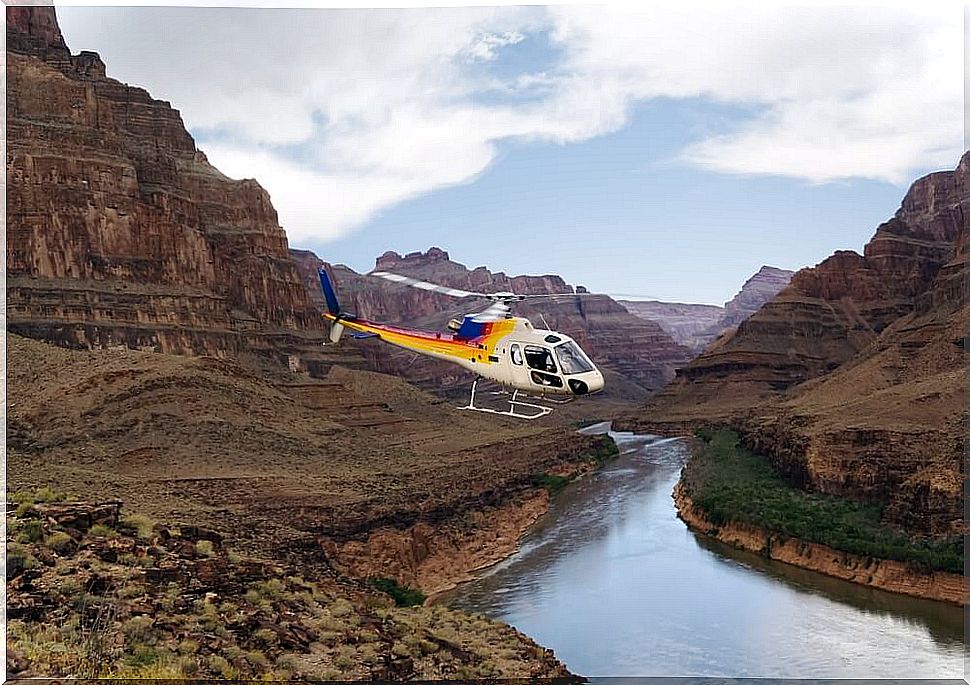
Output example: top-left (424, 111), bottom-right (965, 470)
top-left (56, 3), bottom-right (965, 305)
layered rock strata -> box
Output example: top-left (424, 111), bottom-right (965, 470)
top-left (7, 7), bottom-right (332, 369)
top-left (636, 154), bottom-right (968, 427)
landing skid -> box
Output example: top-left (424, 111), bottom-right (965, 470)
top-left (460, 380), bottom-right (553, 420)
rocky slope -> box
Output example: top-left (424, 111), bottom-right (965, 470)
top-left (627, 153), bottom-right (968, 538)
top-left (620, 266), bottom-right (793, 352)
top-left (292, 247), bottom-right (692, 400)
top-left (7, 7), bottom-right (332, 370)
top-left (710, 266), bottom-right (795, 331)
top-left (7, 332), bottom-right (615, 676)
top-left (635, 156), bottom-right (967, 427)
top-left (6, 498), bottom-right (571, 680)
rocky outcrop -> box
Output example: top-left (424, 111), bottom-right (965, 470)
top-left (618, 300), bottom-right (723, 352)
top-left (7, 7), bottom-right (333, 369)
top-left (292, 248), bottom-right (693, 398)
top-left (636, 154), bottom-right (967, 427)
top-left (691, 265), bottom-right (794, 350)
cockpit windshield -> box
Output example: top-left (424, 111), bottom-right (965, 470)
top-left (555, 341), bottom-right (594, 375)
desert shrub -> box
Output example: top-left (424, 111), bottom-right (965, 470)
top-left (367, 577), bottom-right (425, 607)
top-left (9, 490), bottom-right (35, 505)
top-left (208, 654), bottom-right (239, 679)
top-left (46, 531), bottom-right (76, 555)
top-left (33, 486), bottom-right (67, 503)
top-left (176, 639), bottom-right (199, 656)
top-left (253, 628), bottom-right (279, 647)
top-left (195, 539), bottom-right (215, 557)
top-left (246, 649), bottom-right (269, 668)
top-left (329, 597), bottom-right (355, 616)
top-left (7, 544), bottom-right (39, 576)
top-left (17, 519), bottom-right (45, 543)
top-left (122, 513), bottom-right (156, 540)
top-left (122, 615), bottom-right (155, 643)
top-left (88, 524), bottom-right (118, 539)
top-left (332, 646), bottom-right (356, 670)
top-left (249, 578), bottom-right (284, 599)
top-left (124, 645), bottom-right (161, 668)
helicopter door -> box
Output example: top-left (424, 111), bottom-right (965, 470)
top-left (523, 345), bottom-right (564, 389)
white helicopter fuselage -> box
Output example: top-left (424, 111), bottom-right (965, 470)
top-left (412, 316), bottom-right (604, 397)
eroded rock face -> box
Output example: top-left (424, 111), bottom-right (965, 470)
top-left (618, 300), bottom-right (724, 352)
top-left (620, 266), bottom-right (794, 353)
top-left (7, 7), bottom-right (329, 366)
top-left (631, 153), bottom-right (968, 536)
top-left (292, 248), bottom-right (693, 397)
top-left (640, 154), bottom-right (968, 425)
top-left (705, 266), bottom-right (795, 334)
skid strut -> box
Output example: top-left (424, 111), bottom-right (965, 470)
top-left (460, 379), bottom-right (553, 420)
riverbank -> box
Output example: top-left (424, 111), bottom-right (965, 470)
top-left (323, 431), bottom-right (620, 603)
top-left (674, 431), bottom-right (965, 605)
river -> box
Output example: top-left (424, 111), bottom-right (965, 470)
top-left (442, 424), bottom-right (966, 678)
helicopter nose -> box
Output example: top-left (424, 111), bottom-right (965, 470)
top-left (568, 369), bottom-right (605, 395)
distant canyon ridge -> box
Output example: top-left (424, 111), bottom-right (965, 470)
top-left (619, 265), bottom-right (795, 352)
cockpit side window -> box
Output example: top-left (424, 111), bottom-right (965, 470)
top-left (524, 345), bottom-right (557, 373)
top-left (510, 344), bottom-right (523, 366)
top-left (555, 341), bottom-right (594, 375)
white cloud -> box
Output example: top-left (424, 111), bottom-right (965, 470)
top-left (463, 31), bottom-right (525, 61)
top-left (56, 4), bottom-right (964, 243)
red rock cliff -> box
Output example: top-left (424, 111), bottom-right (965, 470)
top-left (629, 153), bottom-right (968, 536)
top-left (7, 7), bottom-right (331, 365)
top-left (637, 154), bottom-right (968, 425)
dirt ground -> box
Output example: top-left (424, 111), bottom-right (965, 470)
top-left (7, 335), bottom-right (621, 563)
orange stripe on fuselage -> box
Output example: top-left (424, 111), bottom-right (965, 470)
top-left (325, 313), bottom-right (515, 363)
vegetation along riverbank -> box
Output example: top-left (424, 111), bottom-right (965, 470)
top-left (674, 430), bottom-right (965, 605)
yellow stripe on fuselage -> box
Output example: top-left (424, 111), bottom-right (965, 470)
top-left (324, 313), bottom-right (517, 364)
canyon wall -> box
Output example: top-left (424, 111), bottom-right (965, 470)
top-left (620, 265), bottom-right (793, 352)
top-left (636, 155), bottom-right (967, 426)
top-left (618, 300), bottom-right (723, 352)
top-left (7, 7), bottom-right (339, 372)
top-left (293, 247), bottom-right (693, 399)
top-left (631, 153), bottom-right (968, 537)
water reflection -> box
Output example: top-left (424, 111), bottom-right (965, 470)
top-left (444, 427), bottom-right (966, 678)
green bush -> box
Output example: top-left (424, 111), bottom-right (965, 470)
top-left (585, 435), bottom-right (619, 464)
top-left (89, 524), bottom-right (119, 539)
top-left (682, 430), bottom-right (964, 573)
top-left (367, 577), bottom-right (426, 607)
top-left (122, 513), bottom-right (156, 540)
top-left (531, 473), bottom-right (572, 495)
top-left (46, 531), bottom-right (76, 555)
top-left (17, 519), bottom-right (45, 543)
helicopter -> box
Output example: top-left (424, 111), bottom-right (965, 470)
top-left (317, 267), bottom-right (605, 419)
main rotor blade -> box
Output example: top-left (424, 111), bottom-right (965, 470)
top-left (370, 271), bottom-right (485, 299)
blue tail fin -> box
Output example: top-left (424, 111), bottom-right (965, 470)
top-left (318, 267), bottom-right (341, 315)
